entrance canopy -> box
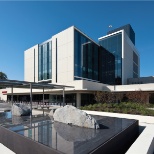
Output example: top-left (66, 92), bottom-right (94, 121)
top-left (0, 79), bottom-right (74, 116)
top-left (0, 79), bottom-right (74, 89)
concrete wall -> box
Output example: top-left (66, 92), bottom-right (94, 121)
top-left (1, 81), bottom-right (154, 103)
top-left (122, 30), bottom-right (133, 84)
top-left (126, 124), bottom-right (154, 154)
top-left (107, 83), bottom-right (154, 92)
top-left (52, 26), bottom-right (74, 84)
top-left (3, 81), bottom-right (154, 96)
top-left (128, 76), bottom-right (154, 84)
top-left (24, 44), bottom-right (38, 82)
top-left (0, 89), bottom-right (7, 101)
top-left (122, 30), bottom-right (140, 85)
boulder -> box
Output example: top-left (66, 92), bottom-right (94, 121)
top-left (12, 103), bottom-right (31, 116)
top-left (49, 108), bottom-right (58, 117)
top-left (53, 105), bottom-right (99, 129)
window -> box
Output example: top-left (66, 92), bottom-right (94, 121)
top-left (74, 29), bottom-right (115, 85)
top-left (38, 41), bottom-right (52, 81)
top-left (99, 33), bottom-right (122, 85)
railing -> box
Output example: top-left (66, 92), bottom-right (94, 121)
top-left (6, 101), bottom-right (66, 109)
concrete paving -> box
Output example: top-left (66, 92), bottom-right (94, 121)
top-left (0, 143), bottom-right (15, 154)
top-left (126, 124), bottom-right (154, 154)
top-left (83, 110), bottom-right (154, 125)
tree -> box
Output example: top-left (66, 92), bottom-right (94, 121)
top-left (0, 72), bottom-right (7, 80)
top-left (0, 72), bottom-right (8, 89)
top-left (115, 92), bottom-right (124, 103)
top-left (105, 92), bottom-right (116, 103)
top-left (94, 91), bottom-right (122, 104)
top-left (94, 91), bottom-right (106, 103)
top-left (126, 90), bottom-right (149, 104)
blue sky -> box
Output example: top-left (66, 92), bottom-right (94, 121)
top-left (0, 1), bottom-right (154, 80)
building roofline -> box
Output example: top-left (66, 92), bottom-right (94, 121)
top-left (98, 30), bottom-right (123, 40)
top-left (73, 26), bottom-right (100, 46)
top-left (0, 79), bottom-right (74, 89)
top-left (39, 38), bottom-right (52, 46)
top-left (24, 44), bottom-right (39, 53)
top-left (98, 29), bottom-right (140, 56)
top-left (38, 25), bottom-right (99, 47)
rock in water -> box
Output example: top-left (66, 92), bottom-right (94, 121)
top-left (54, 121), bottom-right (98, 141)
top-left (12, 103), bottom-right (31, 116)
top-left (53, 105), bottom-right (99, 129)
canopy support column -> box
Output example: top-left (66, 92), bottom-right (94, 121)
top-left (43, 87), bottom-right (44, 116)
top-left (30, 83), bottom-right (32, 117)
top-left (63, 87), bottom-right (65, 107)
top-left (11, 86), bottom-right (13, 106)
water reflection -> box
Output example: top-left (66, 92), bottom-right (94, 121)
top-left (0, 112), bottom-right (12, 125)
top-left (54, 121), bottom-right (98, 142)
top-left (0, 113), bottom-right (136, 154)
top-left (0, 111), bottom-right (12, 119)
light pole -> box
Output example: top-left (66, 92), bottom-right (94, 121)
top-left (108, 25), bottom-right (112, 33)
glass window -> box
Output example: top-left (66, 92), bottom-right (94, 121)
top-left (74, 30), bottom-right (99, 82)
top-left (133, 63), bottom-right (138, 75)
top-left (99, 33), bottom-right (122, 85)
top-left (38, 41), bottom-right (52, 81)
top-left (133, 51), bottom-right (138, 65)
top-left (81, 94), bottom-right (95, 106)
top-left (74, 29), bottom-right (115, 85)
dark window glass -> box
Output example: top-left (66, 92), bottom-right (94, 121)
top-left (81, 94), bottom-right (95, 106)
top-left (74, 30), bottom-right (90, 78)
top-left (99, 33), bottom-right (122, 85)
top-left (82, 42), bottom-right (99, 81)
top-left (133, 72), bottom-right (138, 78)
top-left (107, 24), bottom-right (135, 45)
top-left (50, 94), bottom-right (76, 107)
top-left (133, 51), bottom-right (138, 65)
top-left (38, 41), bottom-right (52, 81)
top-left (99, 46), bottom-right (115, 85)
top-left (74, 29), bottom-right (115, 85)
top-left (133, 63), bottom-right (138, 75)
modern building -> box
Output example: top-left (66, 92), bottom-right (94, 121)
top-left (1, 24), bottom-right (154, 106)
top-left (23, 26), bottom-right (116, 106)
top-left (25, 26), bottom-right (115, 85)
top-left (99, 24), bottom-right (140, 85)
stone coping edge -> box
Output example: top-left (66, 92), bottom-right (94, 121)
top-left (126, 124), bottom-right (154, 154)
top-left (84, 110), bottom-right (154, 154)
top-left (0, 143), bottom-right (15, 154)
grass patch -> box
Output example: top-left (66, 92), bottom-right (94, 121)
top-left (80, 102), bottom-right (154, 116)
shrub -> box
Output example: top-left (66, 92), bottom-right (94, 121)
top-left (80, 102), bottom-right (154, 116)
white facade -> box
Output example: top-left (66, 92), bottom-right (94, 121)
top-left (122, 29), bottom-right (134, 84)
top-left (0, 89), bottom-right (7, 101)
top-left (52, 26), bottom-right (74, 84)
top-left (24, 44), bottom-right (38, 82)
top-left (24, 26), bottom-right (101, 85)
top-left (24, 26), bottom-right (75, 84)
top-left (123, 30), bottom-right (140, 84)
